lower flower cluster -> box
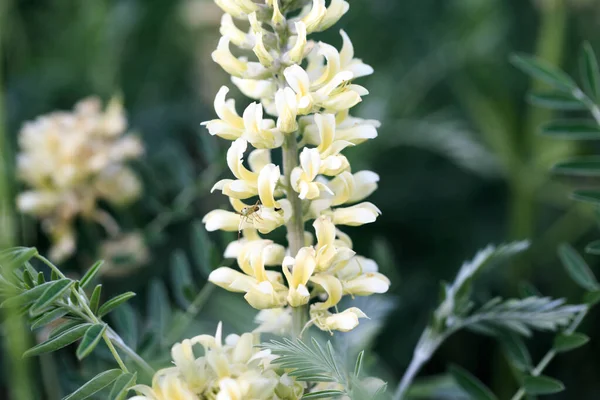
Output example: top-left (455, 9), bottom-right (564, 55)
top-left (130, 323), bottom-right (303, 400)
top-left (209, 215), bottom-right (390, 333)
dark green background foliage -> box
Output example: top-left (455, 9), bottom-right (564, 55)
top-left (2, 0), bottom-right (600, 398)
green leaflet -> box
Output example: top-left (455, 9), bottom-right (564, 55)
top-left (98, 292), bottom-right (136, 317)
top-left (523, 375), bottom-right (565, 395)
top-left (108, 373), bottom-right (137, 400)
top-left (558, 244), bottom-right (600, 292)
top-left (76, 324), bottom-right (107, 360)
top-left (63, 369), bottom-right (123, 400)
top-left (80, 260), bottom-right (104, 288)
top-left (29, 279), bottom-right (75, 316)
top-left (510, 54), bottom-right (577, 92)
top-left (553, 332), bottom-right (590, 353)
top-left (449, 365), bottom-right (498, 400)
top-left (24, 323), bottom-right (92, 357)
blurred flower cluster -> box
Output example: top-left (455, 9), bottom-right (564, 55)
top-left (16, 97), bottom-right (144, 261)
top-left (201, 0), bottom-right (389, 334)
top-left (131, 323), bottom-right (303, 400)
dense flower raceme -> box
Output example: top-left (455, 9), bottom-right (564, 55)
top-left (130, 323), bottom-right (303, 400)
top-left (16, 97), bottom-right (143, 261)
top-left (202, 0), bottom-right (390, 333)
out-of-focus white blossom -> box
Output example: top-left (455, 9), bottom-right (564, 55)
top-left (16, 96), bottom-right (143, 261)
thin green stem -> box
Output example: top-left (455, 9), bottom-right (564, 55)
top-left (35, 254), bottom-right (66, 279)
top-left (107, 327), bottom-right (155, 378)
top-left (103, 336), bottom-right (129, 373)
top-left (510, 308), bottom-right (588, 400)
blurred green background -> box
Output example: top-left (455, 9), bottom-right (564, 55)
top-left (2, 0), bottom-right (600, 398)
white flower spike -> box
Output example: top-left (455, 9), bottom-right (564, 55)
top-left (201, 0), bottom-right (388, 337)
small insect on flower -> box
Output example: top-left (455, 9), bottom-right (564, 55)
top-left (237, 199), bottom-right (263, 240)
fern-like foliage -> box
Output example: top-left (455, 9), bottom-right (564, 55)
top-left (460, 297), bottom-right (586, 337)
top-left (434, 241), bottom-right (530, 329)
top-left (262, 338), bottom-right (387, 399)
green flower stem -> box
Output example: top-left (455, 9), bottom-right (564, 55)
top-left (510, 308), bottom-right (588, 400)
top-left (282, 133), bottom-right (308, 338)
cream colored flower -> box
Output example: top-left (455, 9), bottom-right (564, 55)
top-left (220, 13), bottom-right (253, 49)
top-left (133, 323), bottom-right (295, 400)
top-left (290, 148), bottom-right (334, 200)
top-left (130, 371), bottom-right (199, 400)
top-left (300, 0), bottom-right (327, 33)
top-left (284, 22), bottom-right (308, 64)
top-left (302, 111), bottom-right (379, 147)
top-left (282, 247), bottom-right (317, 307)
top-left (16, 96), bottom-right (143, 261)
top-left (209, 240), bottom-right (288, 309)
top-left (212, 37), bottom-right (270, 79)
top-left (203, 0), bottom-right (389, 334)
top-left (283, 65), bottom-right (363, 115)
top-left (231, 77), bottom-right (276, 101)
top-left (313, 216), bottom-right (355, 271)
top-left (332, 202), bottom-right (381, 226)
top-left (337, 256), bottom-right (390, 296)
top-left (211, 138), bottom-right (281, 205)
top-left (202, 87), bottom-right (284, 149)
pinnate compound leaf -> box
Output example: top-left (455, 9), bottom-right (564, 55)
top-left (558, 244), bottom-right (600, 292)
top-left (510, 54), bottom-right (577, 92)
top-left (464, 297), bottom-right (583, 337)
top-left (449, 365), bottom-right (498, 400)
top-left (24, 323), bottom-right (92, 357)
top-left (553, 332), bottom-right (590, 353)
top-left (523, 375), bottom-right (565, 395)
top-left (435, 241), bottom-right (529, 322)
top-left (109, 372), bottom-right (137, 400)
top-left (98, 292), bottom-right (136, 317)
top-left (63, 369), bottom-right (123, 400)
top-left (262, 338), bottom-right (347, 385)
top-left (76, 324), bottom-right (107, 360)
